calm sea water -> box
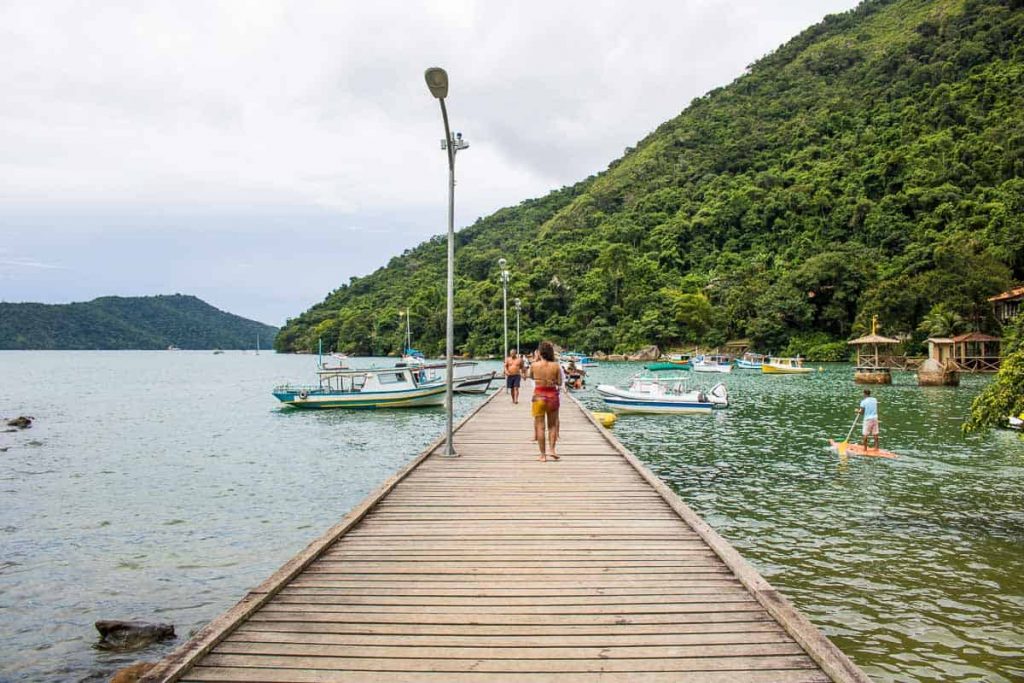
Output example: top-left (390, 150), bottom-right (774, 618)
top-left (0, 352), bottom-right (1021, 682)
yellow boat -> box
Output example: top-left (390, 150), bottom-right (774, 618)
top-left (762, 357), bottom-right (814, 374)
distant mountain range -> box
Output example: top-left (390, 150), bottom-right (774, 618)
top-left (0, 294), bottom-right (278, 350)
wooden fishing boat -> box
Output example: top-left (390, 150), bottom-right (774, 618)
top-left (762, 356), bottom-right (814, 374)
top-left (691, 354), bottom-right (733, 373)
top-left (734, 352), bottom-right (766, 370)
top-left (273, 366), bottom-right (445, 409)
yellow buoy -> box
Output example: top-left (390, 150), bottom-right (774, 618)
top-left (592, 411), bottom-right (617, 428)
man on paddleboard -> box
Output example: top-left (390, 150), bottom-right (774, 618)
top-left (857, 389), bottom-right (880, 451)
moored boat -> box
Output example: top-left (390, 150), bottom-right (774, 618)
top-left (734, 352), bottom-right (766, 370)
top-left (273, 366), bottom-right (445, 409)
top-left (415, 360), bottom-right (497, 394)
top-left (561, 352), bottom-right (598, 368)
top-left (691, 354), bottom-right (733, 373)
top-left (596, 374), bottom-right (728, 414)
top-left (762, 357), bottom-right (814, 374)
top-left (645, 359), bottom-right (691, 371)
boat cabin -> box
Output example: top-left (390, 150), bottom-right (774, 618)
top-left (316, 366), bottom-right (430, 393)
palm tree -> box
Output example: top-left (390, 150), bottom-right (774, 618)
top-left (918, 305), bottom-right (965, 338)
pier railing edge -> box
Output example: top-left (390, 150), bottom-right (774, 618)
top-left (141, 389), bottom-right (502, 683)
top-left (569, 393), bottom-right (872, 683)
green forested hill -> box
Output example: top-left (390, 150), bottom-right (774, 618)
top-left (276, 0), bottom-right (1024, 358)
top-left (0, 295), bottom-right (278, 350)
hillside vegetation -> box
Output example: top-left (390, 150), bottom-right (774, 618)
top-left (276, 0), bottom-right (1024, 358)
top-left (0, 295), bottom-right (278, 350)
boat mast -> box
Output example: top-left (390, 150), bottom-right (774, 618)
top-left (256, 333), bottom-right (260, 355)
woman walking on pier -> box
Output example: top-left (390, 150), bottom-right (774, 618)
top-left (531, 341), bottom-right (561, 461)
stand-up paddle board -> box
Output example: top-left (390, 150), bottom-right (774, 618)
top-left (828, 439), bottom-right (897, 459)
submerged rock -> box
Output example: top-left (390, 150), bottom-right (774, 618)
top-left (110, 661), bottom-right (156, 682)
top-left (95, 620), bottom-right (175, 651)
top-left (6, 416), bottom-right (33, 429)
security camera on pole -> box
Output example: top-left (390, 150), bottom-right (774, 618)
top-left (424, 67), bottom-right (468, 458)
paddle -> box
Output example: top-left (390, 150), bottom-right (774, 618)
top-left (837, 413), bottom-right (860, 456)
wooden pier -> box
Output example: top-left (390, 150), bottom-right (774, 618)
top-left (144, 389), bottom-right (869, 682)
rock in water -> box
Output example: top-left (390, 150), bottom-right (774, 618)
top-left (6, 416), bottom-right (33, 429)
top-left (95, 620), bottom-right (175, 651)
top-left (627, 345), bottom-right (660, 362)
top-left (110, 662), bottom-right (156, 682)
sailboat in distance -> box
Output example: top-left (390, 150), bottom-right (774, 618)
top-left (256, 333), bottom-right (260, 355)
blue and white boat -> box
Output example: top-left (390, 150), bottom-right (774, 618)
top-left (561, 351), bottom-right (598, 368)
top-left (734, 352), bottom-right (766, 370)
top-left (273, 366), bottom-right (445, 409)
top-left (596, 374), bottom-right (729, 414)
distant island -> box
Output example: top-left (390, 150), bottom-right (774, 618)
top-left (0, 294), bottom-right (278, 350)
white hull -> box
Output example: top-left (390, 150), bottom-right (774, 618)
top-left (692, 364), bottom-right (733, 373)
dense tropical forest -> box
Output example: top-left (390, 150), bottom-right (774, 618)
top-left (276, 0), bottom-right (1024, 359)
top-left (0, 295), bottom-right (278, 350)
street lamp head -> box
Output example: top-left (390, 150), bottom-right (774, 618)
top-left (514, 298), bottom-right (521, 308)
top-left (498, 257), bottom-right (508, 270)
top-left (424, 67), bottom-right (449, 99)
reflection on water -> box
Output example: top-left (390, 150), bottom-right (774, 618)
top-left (0, 354), bottom-right (1021, 681)
top-left (578, 363), bottom-right (1024, 683)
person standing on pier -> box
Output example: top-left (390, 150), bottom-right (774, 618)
top-left (530, 341), bottom-right (561, 461)
top-left (504, 349), bottom-right (523, 404)
top-left (857, 389), bottom-right (880, 451)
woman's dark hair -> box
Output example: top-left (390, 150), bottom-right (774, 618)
top-left (538, 340), bottom-right (555, 362)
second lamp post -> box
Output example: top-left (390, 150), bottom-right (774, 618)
top-left (498, 258), bottom-right (510, 358)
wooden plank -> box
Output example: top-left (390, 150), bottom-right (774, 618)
top-left (181, 667), bottom-right (830, 682)
top-left (147, 389), bottom-right (865, 683)
top-left (195, 652), bottom-right (820, 673)
top-left (567, 393), bottom-right (871, 683)
top-left (139, 391), bottom-right (503, 683)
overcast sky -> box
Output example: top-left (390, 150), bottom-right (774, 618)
top-left (0, 0), bottom-right (861, 326)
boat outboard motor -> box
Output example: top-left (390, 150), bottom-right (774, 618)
top-left (708, 383), bottom-right (729, 407)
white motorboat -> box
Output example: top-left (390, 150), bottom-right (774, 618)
top-left (273, 366), bottom-right (444, 409)
top-left (414, 360), bottom-right (498, 394)
top-left (596, 374), bottom-right (729, 414)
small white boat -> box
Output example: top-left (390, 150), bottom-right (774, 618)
top-left (691, 354), bottom-right (733, 373)
top-left (273, 366), bottom-right (444, 409)
top-left (596, 375), bottom-right (728, 414)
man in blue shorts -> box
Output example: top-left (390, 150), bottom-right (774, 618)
top-left (857, 389), bottom-right (880, 451)
top-left (504, 350), bottom-right (523, 404)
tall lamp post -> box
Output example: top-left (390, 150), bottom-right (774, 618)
top-left (398, 308), bottom-right (411, 353)
top-left (425, 67), bottom-right (468, 458)
top-left (514, 298), bottom-right (522, 354)
top-left (499, 258), bottom-right (509, 359)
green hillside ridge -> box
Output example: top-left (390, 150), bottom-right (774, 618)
top-left (276, 0), bottom-right (1024, 359)
top-left (0, 295), bottom-right (278, 350)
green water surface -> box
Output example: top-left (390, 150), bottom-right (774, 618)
top-left (0, 353), bottom-right (1021, 681)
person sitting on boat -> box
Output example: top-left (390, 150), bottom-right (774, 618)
top-left (566, 360), bottom-right (585, 390)
top-left (504, 349), bottom-right (523, 404)
top-left (857, 389), bottom-right (880, 451)
top-left (531, 341), bottom-right (562, 462)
